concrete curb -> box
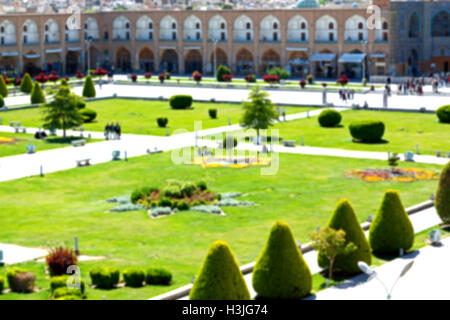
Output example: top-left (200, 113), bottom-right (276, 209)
top-left (150, 199), bottom-right (435, 300)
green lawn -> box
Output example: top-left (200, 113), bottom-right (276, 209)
top-left (230, 110), bottom-right (449, 156)
top-left (0, 151), bottom-right (442, 300)
top-left (0, 99), bottom-right (306, 136)
top-left (0, 132), bottom-right (97, 158)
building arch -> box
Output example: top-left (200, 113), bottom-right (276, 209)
top-left (160, 49), bottom-right (178, 73)
top-left (139, 47), bottom-right (154, 72)
top-left (288, 50), bottom-right (309, 76)
top-left (0, 20), bottom-right (17, 46)
top-left (260, 15), bottom-right (281, 42)
top-left (22, 19), bottom-right (39, 45)
top-left (210, 47), bottom-right (228, 72)
top-left (233, 15), bottom-right (253, 41)
top-left (208, 14), bottom-right (227, 41)
top-left (184, 49), bottom-right (202, 73)
top-left (431, 11), bottom-right (449, 37)
top-left (287, 14), bottom-right (308, 42)
top-left (65, 17), bottom-right (80, 43)
top-left (24, 51), bottom-right (41, 75)
top-left (183, 15), bottom-right (202, 41)
top-left (236, 48), bottom-right (254, 75)
top-left (86, 46), bottom-right (101, 70)
top-left (408, 12), bottom-right (420, 38)
top-left (44, 19), bottom-right (59, 44)
top-left (160, 15), bottom-right (178, 41)
top-left (315, 15), bottom-right (337, 42)
top-left (136, 15), bottom-right (154, 41)
top-left (261, 49), bottom-right (281, 72)
top-left (116, 47), bottom-right (131, 72)
top-left (344, 15), bottom-right (367, 42)
top-left (113, 16), bottom-right (131, 41)
top-left (84, 17), bottom-right (99, 40)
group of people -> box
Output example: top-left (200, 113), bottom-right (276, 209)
top-left (104, 122), bottom-right (121, 140)
top-left (338, 88), bottom-right (356, 102)
top-left (397, 79), bottom-right (424, 95)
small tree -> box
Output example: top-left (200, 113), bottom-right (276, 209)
top-left (436, 161), bottom-right (450, 224)
top-left (310, 227), bottom-right (356, 281)
top-left (31, 82), bottom-right (46, 104)
top-left (0, 75), bottom-right (8, 97)
top-left (216, 65), bottom-right (231, 82)
top-left (240, 86), bottom-right (278, 143)
top-left (41, 86), bottom-right (84, 138)
top-left (20, 73), bottom-right (33, 93)
top-left (82, 75), bottom-right (96, 98)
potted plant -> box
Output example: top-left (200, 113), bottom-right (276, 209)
top-left (145, 72), bottom-right (152, 83)
top-left (299, 79), bottom-right (306, 89)
top-left (158, 73), bottom-right (165, 84)
top-left (131, 73), bottom-right (137, 83)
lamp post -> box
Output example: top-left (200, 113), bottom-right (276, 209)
top-left (358, 260), bottom-right (414, 300)
top-left (213, 38), bottom-right (218, 79)
top-left (85, 36), bottom-right (93, 74)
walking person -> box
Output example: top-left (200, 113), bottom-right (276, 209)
top-left (116, 122), bottom-right (121, 140)
top-left (110, 122), bottom-right (115, 140)
top-left (99, 78), bottom-right (103, 89)
top-left (104, 123), bottom-right (110, 140)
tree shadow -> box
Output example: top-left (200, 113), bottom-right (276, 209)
top-left (352, 139), bottom-right (389, 145)
top-left (44, 137), bottom-right (87, 144)
top-left (373, 249), bottom-right (420, 262)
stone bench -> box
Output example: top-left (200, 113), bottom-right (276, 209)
top-left (283, 140), bottom-right (296, 147)
top-left (72, 139), bottom-right (86, 147)
top-left (72, 126), bottom-right (84, 132)
top-left (436, 151), bottom-right (450, 158)
top-left (14, 127), bottom-right (26, 133)
top-left (9, 121), bottom-right (21, 128)
top-left (147, 148), bottom-right (163, 154)
top-left (76, 159), bottom-right (91, 167)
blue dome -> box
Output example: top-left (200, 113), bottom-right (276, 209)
top-left (296, 0), bottom-right (319, 8)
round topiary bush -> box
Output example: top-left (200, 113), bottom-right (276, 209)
top-left (123, 268), bottom-right (146, 287)
top-left (436, 161), bottom-right (450, 224)
top-left (189, 240), bottom-right (250, 300)
top-left (349, 120), bottom-right (385, 142)
top-left (436, 105), bottom-right (450, 124)
top-left (317, 199), bottom-right (371, 275)
top-left (81, 108), bottom-right (97, 123)
top-left (252, 221), bottom-right (312, 299)
top-left (89, 267), bottom-right (120, 289)
top-left (146, 268), bottom-right (172, 285)
top-left (208, 109), bottom-right (217, 119)
top-left (169, 95), bottom-right (193, 109)
top-left (369, 190), bottom-right (414, 255)
top-left (216, 65), bottom-right (232, 82)
top-left (157, 117), bottom-right (168, 128)
top-left (318, 109), bottom-right (342, 128)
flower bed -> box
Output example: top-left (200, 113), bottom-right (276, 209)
top-left (0, 136), bottom-right (16, 145)
top-left (346, 168), bottom-right (438, 183)
top-left (191, 156), bottom-right (271, 169)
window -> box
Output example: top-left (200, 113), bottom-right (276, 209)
top-left (221, 22), bottom-right (225, 29)
top-left (125, 23), bottom-right (130, 29)
top-left (383, 32), bottom-right (388, 41)
top-left (358, 32), bottom-right (363, 41)
top-left (301, 22), bottom-right (306, 29)
top-left (382, 22), bottom-right (388, 30)
top-left (149, 32), bottom-right (153, 40)
top-left (0, 26), bottom-right (4, 33)
top-left (301, 32), bottom-right (306, 41)
top-left (221, 32), bottom-right (225, 41)
top-left (246, 22), bottom-right (251, 29)
top-left (84, 23), bottom-right (88, 29)
top-left (1, 37), bottom-right (4, 45)
top-left (23, 35), bottom-right (27, 43)
top-left (273, 32), bottom-right (278, 41)
top-left (23, 26), bottom-right (27, 32)
top-left (45, 34), bottom-right (49, 42)
top-left (329, 22), bottom-right (334, 30)
top-left (45, 25), bottom-right (49, 31)
top-left (126, 32), bottom-right (130, 40)
top-left (196, 23), bottom-right (200, 29)
top-left (358, 22), bottom-right (363, 29)
top-left (149, 22), bottom-right (153, 29)
top-left (172, 23), bottom-right (176, 29)
top-left (273, 22), bottom-right (278, 29)
top-left (104, 31), bottom-right (109, 40)
top-left (172, 32), bottom-right (176, 40)
top-left (329, 32), bottom-right (334, 41)
top-left (246, 32), bottom-right (251, 40)
top-left (196, 32), bottom-right (200, 40)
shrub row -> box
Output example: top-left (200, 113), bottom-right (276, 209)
top-left (318, 109), bottom-right (342, 127)
top-left (349, 120), bottom-right (385, 142)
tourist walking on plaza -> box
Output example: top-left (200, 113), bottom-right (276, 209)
top-left (115, 122), bottom-right (121, 140)
top-left (104, 123), bottom-right (110, 140)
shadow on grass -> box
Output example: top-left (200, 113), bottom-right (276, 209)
top-left (44, 137), bottom-right (87, 144)
top-left (352, 139), bottom-right (389, 145)
top-left (372, 249), bottom-right (420, 262)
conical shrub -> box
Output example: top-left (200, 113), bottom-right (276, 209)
top-left (0, 76), bottom-right (8, 97)
top-left (252, 221), bottom-right (312, 299)
top-left (436, 161), bottom-right (450, 224)
top-left (82, 75), bottom-right (96, 98)
top-left (20, 73), bottom-right (33, 93)
top-left (30, 82), bottom-right (45, 104)
top-left (189, 240), bottom-right (250, 300)
top-left (369, 190), bottom-right (414, 255)
top-left (318, 199), bottom-right (371, 275)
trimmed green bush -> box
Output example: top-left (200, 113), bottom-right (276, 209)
top-left (50, 275), bottom-right (86, 294)
top-left (0, 76), bottom-right (8, 97)
top-left (76, 98), bottom-right (86, 109)
top-left (369, 190), bottom-right (414, 255)
top-left (318, 199), bottom-right (371, 275)
top-left (252, 221), bottom-right (312, 299)
top-left (81, 108), bottom-right (97, 123)
top-left (146, 268), bottom-right (172, 285)
top-left (123, 268), bottom-right (146, 287)
top-left (53, 287), bottom-right (84, 299)
top-left (82, 75), bottom-right (96, 98)
top-left (157, 117), bottom-right (168, 128)
top-left (162, 184), bottom-right (182, 198)
top-left (223, 136), bottom-right (238, 149)
top-left (6, 267), bottom-right (36, 293)
top-left (0, 276), bottom-right (4, 294)
top-left (177, 201), bottom-right (190, 211)
top-left (318, 109), bottom-right (342, 128)
top-left (55, 294), bottom-right (82, 300)
top-left (181, 182), bottom-right (197, 197)
top-left (436, 105), bottom-right (450, 124)
top-left (20, 73), bottom-right (33, 93)
top-left (208, 109), bottom-right (217, 119)
top-left (349, 120), bottom-right (385, 142)
top-left (31, 82), bottom-right (46, 104)
top-left (169, 95), bottom-right (193, 109)
top-left (436, 161), bottom-right (450, 224)
top-left (197, 181), bottom-right (207, 191)
top-left (89, 267), bottom-right (120, 289)
top-left (0, 95), bottom-right (4, 108)
top-left (216, 65), bottom-right (232, 82)
top-left (189, 240), bottom-right (250, 300)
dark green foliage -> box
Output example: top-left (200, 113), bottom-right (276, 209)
top-left (82, 75), bottom-right (96, 98)
top-left (181, 182), bottom-right (197, 197)
top-left (20, 73), bottom-right (33, 93)
top-left (318, 199), bottom-right (371, 275)
top-left (216, 65), bottom-right (232, 82)
top-left (146, 268), bottom-right (172, 285)
top-left (437, 105), bottom-right (450, 123)
top-left (0, 276), bottom-right (4, 294)
top-left (157, 117), bottom-right (168, 128)
top-left (50, 275), bottom-right (86, 294)
top-left (208, 109), bottom-right (217, 119)
top-left (349, 120), bottom-right (385, 142)
top-left (318, 109), bottom-right (342, 127)
top-left (81, 108), bottom-right (97, 123)
top-left (60, 79), bottom-right (68, 86)
top-left (0, 95), bottom-right (4, 108)
top-left (436, 161), bottom-right (450, 224)
top-left (169, 95), bottom-right (193, 109)
top-left (197, 181), bottom-right (207, 191)
top-left (158, 197), bottom-right (172, 207)
top-left (75, 99), bottom-right (86, 109)
top-left (267, 67), bottom-right (290, 80)
top-left (252, 221), bottom-right (312, 299)
top-left (0, 75), bottom-right (8, 97)
top-left (223, 136), bottom-right (238, 149)
top-left (177, 201), bottom-right (190, 211)
top-left (53, 287), bottom-right (84, 299)
top-left (31, 82), bottom-right (46, 104)
top-left (89, 267), bottom-right (120, 289)
top-left (123, 268), bottom-right (146, 287)
top-left (130, 186), bottom-right (158, 203)
top-left (369, 190), bottom-right (414, 255)
top-left (190, 240), bottom-right (250, 300)
top-left (306, 74), bottom-right (314, 84)
top-left (162, 184), bottom-right (182, 198)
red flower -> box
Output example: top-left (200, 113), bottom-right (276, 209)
top-left (2, 75), bottom-right (10, 84)
top-left (145, 72), bottom-right (152, 79)
top-left (35, 72), bottom-right (48, 83)
top-left (337, 74), bottom-right (349, 86)
top-left (75, 70), bottom-right (84, 79)
top-left (93, 67), bottom-right (107, 76)
top-left (263, 75), bottom-right (279, 84)
top-left (48, 71), bottom-right (60, 82)
top-left (131, 73), bottom-right (137, 82)
top-left (192, 71), bottom-right (202, 82)
top-left (222, 74), bottom-right (233, 82)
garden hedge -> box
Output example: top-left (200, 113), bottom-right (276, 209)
top-left (252, 221), bottom-right (312, 299)
top-left (318, 109), bottom-right (342, 128)
top-left (349, 120), bottom-right (385, 142)
top-left (0, 276), bottom-right (4, 294)
top-left (82, 75), bottom-right (96, 98)
top-left (146, 268), bottom-right (172, 285)
top-left (81, 108), bottom-right (97, 123)
top-left (169, 95), bottom-right (193, 109)
top-left (318, 199), bottom-right (371, 275)
top-left (50, 275), bottom-right (86, 295)
top-left (436, 161), bottom-right (450, 224)
top-left (89, 267), bottom-right (120, 289)
top-left (189, 240), bottom-right (250, 300)
top-left (436, 105), bottom-right (450, 124)
top-left (123, 268), bottom-right (146, 287)
top-left (20, 73), bottom-right (33, 93)
top-left (31, 82), bottom-right (46, 104)
top-left (0, 75), bottom-right (8, 97)
top-left (369, 190), bottom-right (414, 255)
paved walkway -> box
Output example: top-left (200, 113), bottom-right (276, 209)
top-left (3, 83), bottom-right (449, 111)
top-left (0, 243), bottom-right (48, 265)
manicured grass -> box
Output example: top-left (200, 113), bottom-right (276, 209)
top-left (0, 132), bottom-right (97, 158)
top-left (231, 109), bottom-right (449, 155)
top-left (0, 151), bottom-right (442, 300)
top-left (0, 99), bottom-right (305, 136)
